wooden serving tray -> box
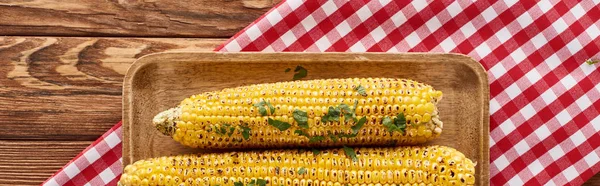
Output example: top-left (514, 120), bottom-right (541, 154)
top-left (123, 52), bottom-right (490, 185)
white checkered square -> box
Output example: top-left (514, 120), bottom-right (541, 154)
top-left (489, 63), bottom-right (507, 79)
top-left (560, 74), bottom-right (577, 90)
top-left (562, 166), bottom-right (578, 181)
top-left (99, 168), bottom-right (116, 184)
top-left (105, 132), bottom-right (120, 148)
top-left (531, 33), bottom-right (547, 49)
top-left (246, 25), bottom-right (262, 41)
top-left (516, 12), bottom-right (534, 28)
top-left (405, 32), bottom-right (421, 48)
top-left (551, 18), bottom-right (568, 33)
top-left (474, 42), bottom-right (492, 58)
top-left (356, 5), bottom-right (372, 22)
top-left (321, 0), bottom-right (337, 16)
top-left (439, 38), bottom-right (457, 52)
top-left (508, 175), bottom-right (525, 186)
top-left (575, 95), bottom-right (592, 110)
top-left (583, 151), bottom-right (599, 167)
top-left (265, 10), bottom-right (283, 26)
top-left (556, 110), bottom-right (572, 126)
top-left (446, 1), bottom-right (462, 17)
top-left (425, 16), bottom-right (442, 32)
top-left (459, 22), bottom-right (476, 38)
top-left (280, 31), bottom-right (298, 47)
top-left (515, 140), bottom-right (531, 156)
top-left (534, 124), bottom-right (552, 140)
top-left (499, 119), bottom-right (516, 135)
top-left (481, 6), bottom-right (498, 23)
top-left (495, 154), bottom-right (511, 171)
top-left (83, 148), bottom-right (101, 163)
top-left (528, 159), bottom-right (545, 175)
top-left (64, 163), bottom-right (80, 179)
top-left (525, 68), bottom-right (542, 83)
top-left (496, 27), bottom-right (511, 43)
top-left (549, 146), bottom-right (566, 161)
top-left (570, 130), bottom-right (586, 147)
top-left (505, 84), bottom-right (522, 99)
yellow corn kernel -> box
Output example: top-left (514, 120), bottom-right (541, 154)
top-left (119, 146), bottom-right (475, 186)
top-left (153, 78), bottom-right (444, 149)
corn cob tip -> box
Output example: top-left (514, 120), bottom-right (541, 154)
top-left (153, 106), bottom-right (181, 136)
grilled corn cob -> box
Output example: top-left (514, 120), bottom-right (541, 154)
top-left (119, 145), bottom-right (475, 186)
top-left (154, 78), bottom-right (443, 148)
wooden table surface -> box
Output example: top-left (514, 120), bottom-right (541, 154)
top-left (0, 1), bottom-right (597, 185)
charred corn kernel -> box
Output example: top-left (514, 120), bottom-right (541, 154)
top-left (154, 78), bottom-right (444, 149)
top-left (119, 146), bottom-right (475, 186)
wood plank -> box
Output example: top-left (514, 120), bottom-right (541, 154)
top-left (0, 0), bottom-right (277, 37)
top-left (585, 176), bottom-right (600, 186)
top-left (0, 37), bottom-right (225, 140)
top-left (0, 140), bottom-right (92, 185)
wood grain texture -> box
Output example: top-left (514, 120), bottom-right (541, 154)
top-left (0, 140), bottom-right (92, 185)
top-left (0, 37), bottom-right (225, 140)
top-left (122, 53), bottom-right (491, 185)
top-left (585, 176), bottom-right (600, 186)
top-left (0, 0), bottom-right (277, 37)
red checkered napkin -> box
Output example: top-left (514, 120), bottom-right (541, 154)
top-left (44, 0), bottom-right (600, 185)
top-left (43, 122), bottom-right (122, 186)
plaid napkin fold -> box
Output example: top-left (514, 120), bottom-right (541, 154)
top-left (44, 0), bottom-right (600, 185)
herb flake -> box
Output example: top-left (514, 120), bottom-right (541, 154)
top-left (285, 68), bottom-right (291, 72)
top-left (240, 124), bottom-right (251, 140)
top-left (308, 136), bottom-right (326, 143)
top-left (268, 118), bottom-right (292, 131)
top-left (293, 109), bottom-right (309, 129)
top-left (329, 133), bottom-right (339, 143)
top-left (351, 116), bottom-right (367, 134)
top-left (343, 146), bottom-right (358, 162)
top-left (586, 59), bottom-right (599, 65)
top-left (294, 129), bottom-right (310, 137)
top-left (382, 113), bottom-right (407, 134)
top-left (298, 167), bottom-right (307, 175)
top-left (234, 182), bottom-right (244, 186)
top-left (355, 85), bottom-right (367, 96)
top-left (312, 149), bottom-right (321, 155)
top-left (293, 66), bottom-right (308, 80)
top-left (253, 100), bottom-right (276, 116)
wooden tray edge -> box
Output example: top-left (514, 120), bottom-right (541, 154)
top-left (122, 52), bottom-right (490, 185)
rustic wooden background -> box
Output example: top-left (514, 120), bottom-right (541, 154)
top-left (0, 1), bottom-right (597, 185)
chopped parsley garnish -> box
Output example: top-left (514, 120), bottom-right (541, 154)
top-left (586, 59), bottom-right (599, 65)
top-left (294, 129), bottom-right (310, 137)
top-left (234, 182), bottom-right (244, 186)
top-left (308, 136), bottom-right (326, 143)
top-left (247, 179), bottom-right (267, 186)
top-left (382, 113), bottom-right (407, 134)
top-left (337, 133), bottom-right (357, 138)
top-left (350, 116), bottom-right (367, 134)
top-left (240, 124), bottom-right (251, 140)
top-left (293, 65), bottom-right (308, 80)
top-left (343, 146), bottom-right (358, 162)
top-left (321, 106), bottom-right (341, 122)
top-left (268, 118), bottom-right (292, 131)
top-left (329, 133), bottom-right (339, 143)
top-left (312, 149), bottom-right (321, 155)
top-left (285, 68), bottom-right (291, 72)
top-left (322, 103), bottom-right (359, 123)
top-left (253, 100), bottom-right (275, 116)
top-left (214, 124), bottom-right (235, 136)
top-left (293, 109), bottom-right (309, 129)
top-left (298, 167), bottom-right (307, 175)
top-left (355, 85), bottom-right (367, 96)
